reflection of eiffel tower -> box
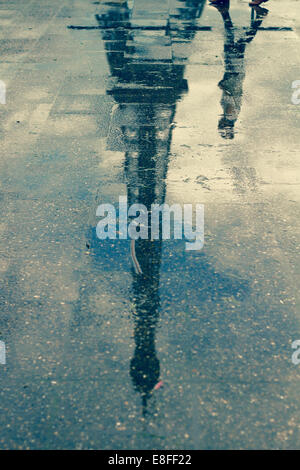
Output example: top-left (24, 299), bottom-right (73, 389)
top-left (96, 0), bottom-right (206, 414)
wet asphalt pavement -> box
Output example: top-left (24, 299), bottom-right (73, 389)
top-left (0, 0), bottom-right (300, 450)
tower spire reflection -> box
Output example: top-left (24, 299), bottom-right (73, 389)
top-left (96, 0), bottom-right (206, 414)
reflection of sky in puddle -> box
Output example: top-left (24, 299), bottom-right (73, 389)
top-left (87, 0), bottom-right (300, 446)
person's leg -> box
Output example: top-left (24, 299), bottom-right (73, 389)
top-left (209, 0), bottom-right (230, 12)
top-left (209, 0), bottom-right (227, 5)
top-left (249, 0), bottom-right (269, 6)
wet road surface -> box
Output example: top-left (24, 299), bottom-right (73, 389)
top-left (0, 0), bottom-right (300, 449)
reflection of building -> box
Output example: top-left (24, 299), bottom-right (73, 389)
top-left (96, 0), bottom-right (206, 414)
